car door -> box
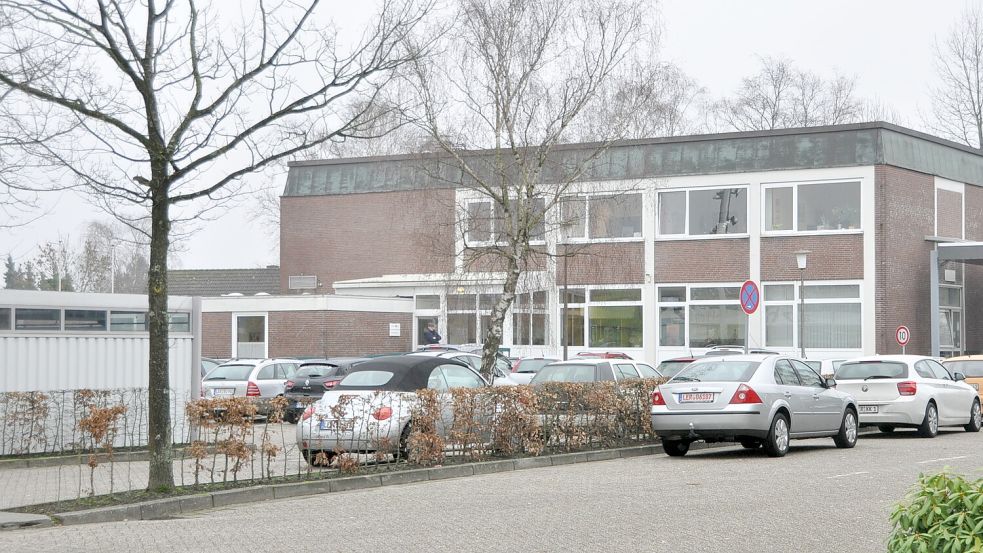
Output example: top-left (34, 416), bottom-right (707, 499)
top-left (254, 363), bottom-right (278, 396)
top-left (773, 359), bottom-right (814, 433)
top-left (925, 359), bottom-right (969, 424)
top-left (437, 363), bottom-right (492, 439)
top-left (635, 362), bottom-right (662, 379)
top-left (791, 359), bottom-right (842, 432)
top-left (614, 363), bottom-right (641, 383)
top-left (914, 360), bottom-right (951, 422)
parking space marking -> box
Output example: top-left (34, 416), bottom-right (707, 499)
top-left (825, 471), bottom-right (869, 479)
top-left (916, 455), bottom-right (968, 464)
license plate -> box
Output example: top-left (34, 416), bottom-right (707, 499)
top-left (213, 388), bottom-right (234, 397)
top-left (679, 392), bottom-right (714, 403)
top-left (319, 419), bottom-right (355, 432)
top-left (859, 405), bottom-right (879, 414)
top-left (295, 401), bottom-right (304, 408)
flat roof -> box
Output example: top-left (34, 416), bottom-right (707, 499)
top-left (283, 122), bottom-right (983, 197)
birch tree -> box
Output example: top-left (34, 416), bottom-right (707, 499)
top-left (928, 5), bottom-right (983, 149)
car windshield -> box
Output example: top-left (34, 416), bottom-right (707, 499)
top-left (337, 370), bottom-right (394, 388)
top-left (204, 364), bottom-right (253, 381)
top-left (296, 364), bottom-right (338, 378)
top-left (671, 361), bottom-right (760, 383)
top-left (532, 364), bottom-right (596, 383)
top-left (943, 360), bottom-right (983, 378)
top-left (656, 360), bottom-right (693, 377)
top-left (835, 361), bottom-right (908, 380)
top-left (515, 359), bottom-right (557, 373)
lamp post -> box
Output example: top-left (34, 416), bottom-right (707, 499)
top-left (794, 250), bottom-right (810, 359)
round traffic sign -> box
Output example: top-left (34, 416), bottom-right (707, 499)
top-left (895, 325), bottom-right (910, 347)
top-left (739, 280), bottom-right (760, 315)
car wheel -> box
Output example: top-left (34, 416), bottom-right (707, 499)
top-left (763, 413), bottom-right (790, 457)
top-left (833, 409), bottom-right (858, 449)
top-left (283, 412), bottom-right (299, 425)
top-left (302, 448), bottom-right (336, 467)
top-left (397, 422), bottom-right (412, 461)
top-left (739, 439), bottom-right (761, 449)
top-left (877, 425), bottom-right (895, 434)
top-left (965, 400), bottom-right (982, 433)
top-left (661, 439), bottom-right (690, 457)
top-left (917, 402), bottom-right (939, 438)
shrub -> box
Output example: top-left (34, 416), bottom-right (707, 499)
top-left (887, 471), bottom-right (983, 553)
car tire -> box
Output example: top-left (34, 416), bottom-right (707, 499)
top-left (301, 448), bottom-right (336, 467)
top-left (397, 422), bottom-right (412, 461)
top-left (833, 409), bottom-right (858, 449)
top-left (965, 400), bottom-right (982, 433)
top-left (739, 439), bottom-right (761, 449)
top-left (917, 402), bottom-right (939, 438)
top-left (877, 425), bottom-right (895, 434)
top-left (762, 413), bottom-right (790, 458)
top-left (661, 439), bottom-right (689, 457)
top-left (283, 412), bottom-right (299, 425)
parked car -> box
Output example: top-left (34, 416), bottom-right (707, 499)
top-left (510, 357), bottom-right (560, 385)
top-left (296, 355), bottom-right (490, 465)
top-left (803, 358), bottom-right (848, 378)
top-left (283, 358), bottom-right (367, 423)
top-left (656, 357), bottom-right (699, 378)
top-left (575, 351), bottom-right (633, 360)
top-left (530, 359), bottom-right (660, 385)
top-left (834, 355), bottom-right (982, 437)
top-left (409, 351), bottom-right (520, 385)
top-left (201, 357), bottom-right (223, 378)
top-left (201, 358), bottom-right (299, 415)
top-left (651, 354), bottom-right (859, 457)
top-left (942, 355), bottom-right (983, 401)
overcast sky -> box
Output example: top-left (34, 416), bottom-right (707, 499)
top-left (0, 0), bottom-right (974, 271)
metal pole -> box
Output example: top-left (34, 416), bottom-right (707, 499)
top-left (744, 314), bottom-right (749, 355)
top-left (799, 269), bottom-right (806, 359)
top-left (110, 244), bottom-right (116, 293)
top-left (562, 249), bottom-right (568, 361)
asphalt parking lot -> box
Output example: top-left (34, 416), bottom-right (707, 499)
top-left (1, 429), bottom-right (980, 553)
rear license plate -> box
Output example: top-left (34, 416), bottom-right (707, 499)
top-left (319, 419), bottom-right (355, 432)
top-left (295, 402), bottom-right (304, 408)
top-left (679, 392), bottom-right (714, 403)
top-left (859, 405), bottom-right (879, 414)
top-left (213, 388), bottom-right (234, 397)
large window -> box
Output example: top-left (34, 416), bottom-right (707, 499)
top-left (658, 187), bottom-right (748, 237)
top-left (656, 284), bottom-right (746, 348)
top-left (465, 198), bottom-right (546, 244)
top-left (562, 287), bottom-right (642, 348)
top-left (447, 293), bottom-right (478, 344)
top-left (763, 181), bottom-right (861, 233)
top-left (513, 291), bottom-right (548, 346)
top-left (763, 282), bottom-right (862, 350)
top-left (561, 193), bottom-right (642, 240)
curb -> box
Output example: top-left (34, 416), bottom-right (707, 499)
top-left (0, 444), bottom-right (247, 470)
top-left (31, 442), bottom-right (669, 528)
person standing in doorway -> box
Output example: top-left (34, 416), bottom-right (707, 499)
top-left (423, 321), bottom-right (442, 344)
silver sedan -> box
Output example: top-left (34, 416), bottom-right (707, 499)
top-left (651, 354), bottom-right (859, 457)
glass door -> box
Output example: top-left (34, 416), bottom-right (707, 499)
top-left (235, 314), bottom-right (267, 358)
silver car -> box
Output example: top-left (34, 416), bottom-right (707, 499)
top-left (651, 355), bottom-right (859, 457)
top-left (201, 358), bottom-right (299, 414)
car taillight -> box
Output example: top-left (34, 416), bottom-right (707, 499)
top-left (246, 381), bottom-right (260, 397)
top-left (285, 380), bottom-right (294, 389)
top-left (324, 380), bottom-right (337, 389)
top-left (729, 384), bottom-right (763, 404)
top-left (651, 389), bottom-right (666, 406)
top-left (301, 406), bottom-right (315, 421)
top-left (897, 381), bottom-right (917, 396)
top-left (371, 406), bottom-right (393, 420)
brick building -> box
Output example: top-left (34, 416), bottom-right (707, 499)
top-left (276, 122), bottom-right (983, 363)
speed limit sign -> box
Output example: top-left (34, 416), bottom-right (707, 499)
top-left (896, 325), bottom-right (910, 353)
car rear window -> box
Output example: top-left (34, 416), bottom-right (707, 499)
top-left (656, 360), bottom-right (692, 378)
top-left (672, 361), bottom-right (760, 383)
top-left (835, 361), bottom-right (908, 380)
top-left (943, 360), bottom-right (983, 378)
top-left (296, 364), bottom-right (338, 378)
top-left (204, 364), bottom-right (254, 381)
top-left (515, 359), bottom-right (556, 374)
top-left (337, 371), bottom-right (394, 388)
top-left (532, 364), bottom-right (596, 383)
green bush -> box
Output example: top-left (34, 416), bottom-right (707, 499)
top-left (887, 472), bottom-right (983, 553)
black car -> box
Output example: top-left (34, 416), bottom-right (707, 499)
top-left (283, 358), bottom-right (367, 423)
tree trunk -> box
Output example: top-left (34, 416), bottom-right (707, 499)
top-left (146, 186), bottom-right (174, 490)
top-left (480, 254), bottom-right (522, 381)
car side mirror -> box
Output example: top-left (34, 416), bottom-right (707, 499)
top-left (953, 372), bottom-right (966, 382)
top-left (824, 378), bottom-right (837, 388)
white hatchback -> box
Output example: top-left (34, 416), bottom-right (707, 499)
top-left (834, 355), bottom-right (982, 437)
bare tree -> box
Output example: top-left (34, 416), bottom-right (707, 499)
top-left (715, 56), bottom-right (869, 132)
top-left (411, 0), bottom-right (651, 378)
top-left (928, 5), bottom-right (983, 149)
top-left (0, 0), bottom-right (431, 489)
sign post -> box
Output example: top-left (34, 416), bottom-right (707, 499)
top-left (740, 280), bottom-right (760, 354)
top-left (896, 325), bottom-right (910, 355)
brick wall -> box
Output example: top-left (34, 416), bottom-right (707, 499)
top-left (268, 310), bottom-right (412, 358)
top-left (280, 188), bottom-right (456, 292)
top-left (965, 185), bottom-right (983, 353)
top-left (936, 189), bottom-right (963, 239)
top-left (875, 165), bottom-right (935, 354)
top-left (760, 235), bottom-right (864, 281)
top-left (556, 242), bottom-right (645, 285)
top-left (654, 239), bottom-right (749, 283)
top-left (202, 312), bottom-right (232, 358)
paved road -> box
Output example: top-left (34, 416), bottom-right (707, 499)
top-left (2, 429), bottom-right (981, 552)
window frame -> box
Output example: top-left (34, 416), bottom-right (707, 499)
top-left (559, 192), bottom-right (645, 244)
top-left (656, 185), bottom-right (750, 240)
top-left (656, 282), bottom-right (747, 350)
top-left (561, 284), bottom-right (644, 350)
top-left (760, 180), bottom-right (863, 236)
top-left (761, 280), bottom-right (864, 351)
top-left (463, 197), bottom-right (548, 247)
